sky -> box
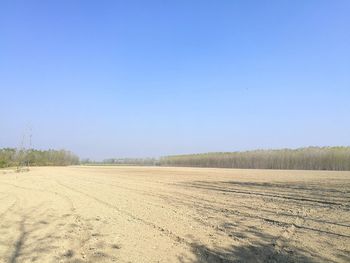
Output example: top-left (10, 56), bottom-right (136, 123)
top-left (0, 0), bottom-right (349, 160)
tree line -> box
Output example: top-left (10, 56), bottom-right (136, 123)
top-left (100, 158), bottom-right (159, 166)
top-left (3, 146), bottom-right (350, 171)
top-left (0, 148), bottom-right (79, 168)
top-left (159, 147), bottom-right (350, 171)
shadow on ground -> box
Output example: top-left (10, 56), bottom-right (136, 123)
top-left (0, 204), bottom-right (117, 263)
top-left (174, 180), bottom-right (350, 263)
top-left (178, 225), bottom-right (335, 263)
top-left (181, 241), bottom-right (322, 263)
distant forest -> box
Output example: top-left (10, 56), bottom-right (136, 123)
top-left (2, 146), bottom-right (350, 171)
top-left (159, 147), bottom-right (350, 171)
top-left (99, 158), bottom-right (158, 166)
top-left (99, 147), bottom-right (350, 171)
top-left (0, 148), bottom-right (79, 168)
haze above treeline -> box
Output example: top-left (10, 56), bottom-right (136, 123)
top-left (1, 146), bottom-right (350, 171)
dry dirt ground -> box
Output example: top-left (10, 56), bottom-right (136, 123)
top-left (0, 166), bottom-right (349, 263)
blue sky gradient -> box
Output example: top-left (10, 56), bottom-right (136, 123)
top-left (1, 0), bottom-right (349, 159)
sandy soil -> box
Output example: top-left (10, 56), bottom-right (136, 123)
top-left (0, 166), bottom-right (349, 263)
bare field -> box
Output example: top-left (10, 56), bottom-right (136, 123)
top-left (0, 166), bottom-right (349, 263)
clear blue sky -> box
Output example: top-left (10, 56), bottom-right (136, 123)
top-left (1, 1), bottom-right (349, 160)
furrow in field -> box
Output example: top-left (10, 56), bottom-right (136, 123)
top-left (60, 173), bottom-right (350, 237)
top-left (54, 179), bottom-right (238, 263)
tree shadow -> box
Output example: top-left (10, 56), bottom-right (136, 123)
top-left (8, 218), bottom-right (26, 263)
top-left (0, 205), bottom-right (117, 263)
top-left (178, 225), bottom-right (339, 263)
top-left (172, 179), bottom-right (350, 263)
top-left (181, 241), bottom-right (323, 263)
